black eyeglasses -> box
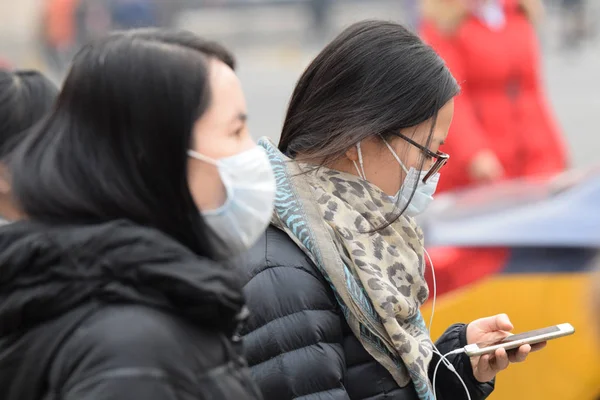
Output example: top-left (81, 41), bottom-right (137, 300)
top-left (395, 133), bottom-right (449, 183)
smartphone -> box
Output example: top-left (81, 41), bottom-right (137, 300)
top-left (464, 323), bottom-right (575, 357)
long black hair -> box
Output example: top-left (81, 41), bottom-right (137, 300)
top-left (0, 69), bottom-right (58, 160)
top-left (280, 20), bottom-right (459, 219)
top-left (9, 29), bottom-right (235, 258)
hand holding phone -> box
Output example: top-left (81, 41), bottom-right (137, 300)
top-left (464, 315), bottom-right (571, 383)
top-left (464, 323), bottom-right (575, 357)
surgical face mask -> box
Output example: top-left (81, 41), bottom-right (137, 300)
top-left (352, 140), bottom-right (440, 217)
top-left (188, 146), bottom-right (276, 255)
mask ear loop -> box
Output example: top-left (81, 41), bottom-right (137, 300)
top-left (188, 149), bottom-right (218, 165)
top-left (352, 143), bottom-right (367, 179)
top-left (424, 248), bottom-right (436, 333)
top-left (381, 137), bottom-right (409, 174)
top-left (353, 161), bottom-right (364, 179)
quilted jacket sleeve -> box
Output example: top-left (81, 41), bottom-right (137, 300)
top-left (430, 324), bottom-right (494, 400)
top-left (240, 228), bottom-right (350, 400)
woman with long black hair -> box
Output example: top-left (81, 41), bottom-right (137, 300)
top-left (0, 29), bottom-right (273, 400)
top-left (240, 20), bottom-right (544, 400)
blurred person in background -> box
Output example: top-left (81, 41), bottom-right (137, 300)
top-left (420, 0), bottom-right (567, 193)
top-left (0, 69), bottom-right (58, 223)
top-left (404, 0), bottom-right (422, 30)
top-left (0, 29), bottom-right (273, 400)
top-left (418, 0), bottom-right (569, 293)
top-left (109, 0), bottom-right (159, 30)
top-left (308, 0), bottom-right (333, 43)
top-left (240, 20), bottom-right (543, 400)
top-left (42, 0), bottom-right (171, 77)
top-left (41, 0), bottom-right (82, 73)
top-left (559, 0), bottom-right (592, 50)
top-left (75, 0), bottom-right (114, 45)
top-left (41, 0), bottom-right (112, 75)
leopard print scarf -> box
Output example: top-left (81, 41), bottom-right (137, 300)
top-left (260, 138), bottom-right (435, 399)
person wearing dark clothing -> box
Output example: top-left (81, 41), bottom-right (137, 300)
top-left (0, 221), bottom-right (258, 400)
top-left (240, 21), bottom-right (545, 400)
top-left (241, 227), bottom-right (493, 400)
top-left (0, 29), bottom-right (274, 400)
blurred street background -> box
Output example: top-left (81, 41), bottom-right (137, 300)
top-left (1, 1), bottom-right (600, 399)
top-left (1, 0), bottom-right (599, 168)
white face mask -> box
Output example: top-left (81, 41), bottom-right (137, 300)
top-left (353, 140), bottom-right (440, 217)
top-left (188, 146), bottom-right (276, 255)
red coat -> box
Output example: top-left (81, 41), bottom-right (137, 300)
top-left (420, 0), bottom-right (568, 296)
top-left (421, 0), bottom-right (568, 194)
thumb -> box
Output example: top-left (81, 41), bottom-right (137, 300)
top-left (492, 313), bottom-right (514, 332)
top-left (479, 314), bottom-right (514, 332)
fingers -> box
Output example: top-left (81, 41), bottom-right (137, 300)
top-left (472, 339), bottom-right (547, 382)
top-left (494, 314), bottom-right (514, 332)
top-left (508, 344), bottom-right (531, 363)
top-left (473, 354), bottom-right (493, 383)
top-left (506, 342), bottom-right (546, 363)
top-left (479, 348), bottom-right (510, 379)
top-left (530, 341), bottom-right (547, 352)
top-left (490, 348), bottom-right (510, 371)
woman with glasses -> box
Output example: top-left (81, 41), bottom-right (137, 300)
top-left (239, 20), bottom-right (544, 400)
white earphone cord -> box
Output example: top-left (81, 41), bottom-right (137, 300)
top-left (432, 347), bottom-right (471, 400)
top-left (424, 248), bottom-right (436, 334)
top-left (424, 248), bottom-right (471, 400)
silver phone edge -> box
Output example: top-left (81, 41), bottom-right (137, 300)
top-left (463, 323), bottom-right (575, 357)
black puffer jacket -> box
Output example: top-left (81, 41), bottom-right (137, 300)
top-left (240, 226), bottom-right (494, 400)
top-left (0, 220), bottom-right (262, 400)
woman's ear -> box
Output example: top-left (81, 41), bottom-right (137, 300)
top-left (345, 144), bottom-right (359, 162)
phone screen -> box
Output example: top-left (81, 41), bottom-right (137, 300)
top-left (475, 326), bottom-right (559, 348)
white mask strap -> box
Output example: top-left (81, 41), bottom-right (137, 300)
top-left (356, 142), bottom-right (367, 179)
top-left (188, 150), bottom-right (218, 166)
top-left (382, 137), bottom-right (409, 174)
top-left (353, 161), bottom-right (364, 179)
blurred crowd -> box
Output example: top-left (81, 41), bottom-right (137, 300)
top-left (0, 1), bottom-right (599, 400)
top-left (29, 0), bottom-right (598, 80)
